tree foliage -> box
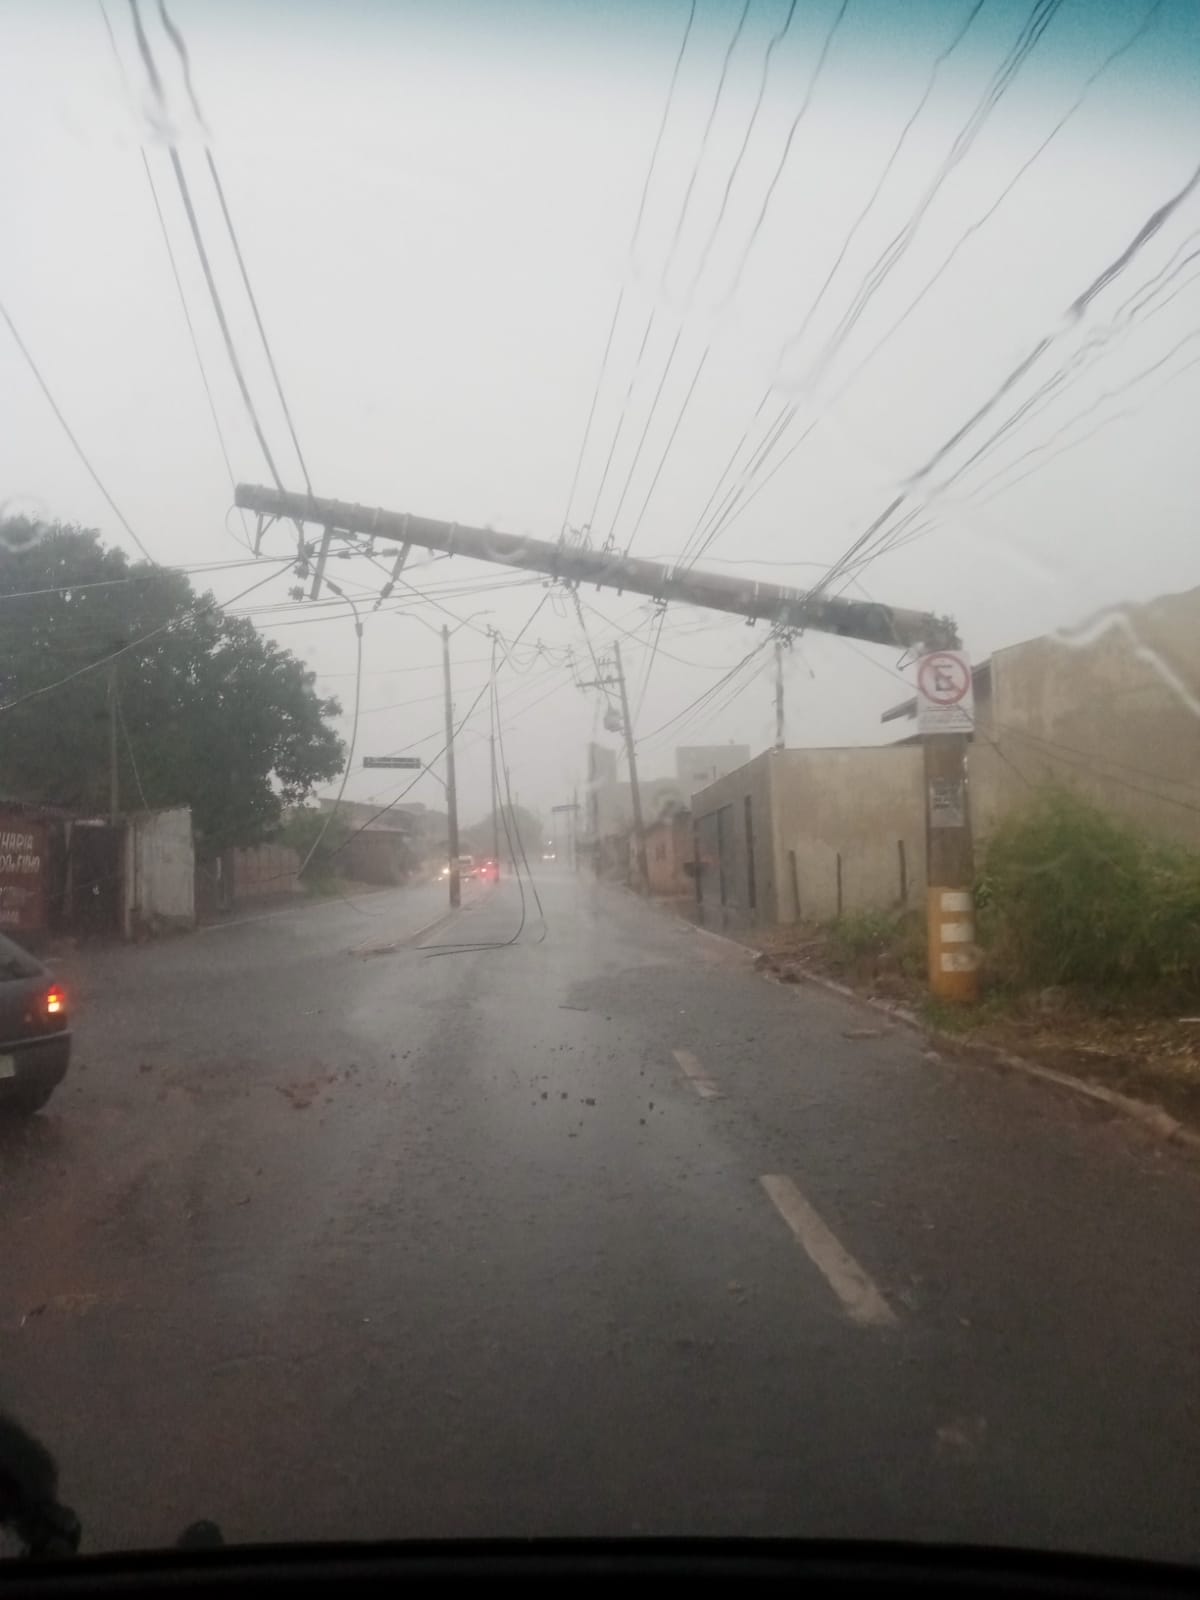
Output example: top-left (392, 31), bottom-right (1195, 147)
top-left (0, 521), bottom-right (345, 849)
top-left (982, 787), bottom-right (1200, 995)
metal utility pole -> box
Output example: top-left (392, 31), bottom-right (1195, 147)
top-left (107, 661), bottom-right (120, 823)
top-left (612, 642), bottom-right (649, 894)
top-left (442, 624), bottom-right (460, 908)
top-left (774, 639), bottom-right (785, 750)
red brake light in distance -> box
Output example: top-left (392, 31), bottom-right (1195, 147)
top-left (45, 984), bottom-right (66, 1018)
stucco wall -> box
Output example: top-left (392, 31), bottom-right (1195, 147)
top-left (126, 808), bottom-right (195, 933)
top-left (693, 748), bottom-right (925, 927)
top-left (641, 813), bottom-right (693, 897)
top-left (691, 753), bottom-right (777, 929)
top-left (971, 587), bottom-right (1200, 851)
top-left (770, 747), bottom-right (926, 923)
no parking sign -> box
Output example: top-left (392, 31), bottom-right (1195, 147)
top-left (916, 650), bottom-right (973, 735)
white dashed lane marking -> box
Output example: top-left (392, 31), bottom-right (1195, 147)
top-left (672, 1048), bottom-right (722, 1099)
top-left (760, 1174), bottom-right (897, 1328)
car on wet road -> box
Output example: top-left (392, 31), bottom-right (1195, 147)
top-left (0, 931), bottom-right (70, 1115)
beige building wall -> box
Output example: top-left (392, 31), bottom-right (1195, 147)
top-left (691, 747), bottom-right (925, 928)
top-left (770, 747), bottom-right (926, 923)
top-left (971, 586), bottom-right (1200, 851)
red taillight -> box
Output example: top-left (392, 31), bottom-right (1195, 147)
top-left (45, 984), bottom-right (66, 1018)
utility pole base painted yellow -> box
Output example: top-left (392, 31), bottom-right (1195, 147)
top-left (927, 887), bottom-right (979, 1002)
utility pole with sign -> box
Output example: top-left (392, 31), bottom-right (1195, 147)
top-left (916, 650), bottom-right (978, 1003)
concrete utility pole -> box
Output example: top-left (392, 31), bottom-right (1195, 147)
top-left (442, 624), bottom-right (460, 909)
top-left (612, 642), bottom-right (649, 894)
top-left (490, 733), bottom-right (501, 876)
top-left (579, 653), bottom-right (648, 892)
top-left (236, 486), bottom-right (950, 652)
top-left (924, 730), bottom-right (977, 1003)
top-left (774, 639), bottom-right (786, 751)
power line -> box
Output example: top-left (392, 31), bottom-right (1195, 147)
top-left (97, 0), bottom-right (250, 552)
top-left (291, 584), bottom-right (364, 876)
top-left (659, 0), bottom-right (754, 294)
top-left (684, 0), bottom-right (800, 303)
top-left (649, 0), bottom-right (851, 570)
top-left (637, 635), bottom-right (771, 745)
top-left (777, 0), bottom-right (985, 368)
top-left (558, 0), bottom-right (698, 539)
top-left (326, 607), bottom-right (553, 850)
top-left (126, 1), bottom-right (294, 504)
top-left (582, 0), bottom-right (753, 543)
top-left (812, 154), bottom-right (1200, 596)
top-left (715, 0), bottom-right (852, 312)
top-left (932, 233), bottom-right (1200, 490)
top-left (201, 146), bottom-right (316, 496)
top-left (0, 560), bottom-right (291, 715)
top-left (0, 554), bottom-right (277, 605)
top-left (679, 0), bottom-right (1064, 569)
top-left (832, 0), bottom-right (1167, 406)
top-left (0, 298), bottom-right (157, 564)
top-left (798, 0), bottom-right (1064, 396)
top-left (114, 680), bottom-right (151, 809)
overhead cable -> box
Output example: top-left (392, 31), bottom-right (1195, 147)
top-left (0, 299), bottom-right (157, 564)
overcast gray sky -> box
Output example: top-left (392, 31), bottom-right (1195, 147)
top-left (2, 0), bottom-right (1197, 827)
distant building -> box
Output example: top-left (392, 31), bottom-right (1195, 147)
top-left (675, 744), bottom-right (751, 797)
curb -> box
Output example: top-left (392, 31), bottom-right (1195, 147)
top-left (679, 917), bottom-right (1200, 1156)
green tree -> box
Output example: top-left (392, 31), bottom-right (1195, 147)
top-left (0, 520), bottom-right (345, 849)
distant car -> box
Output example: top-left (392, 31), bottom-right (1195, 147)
top-left (478, 858), bottom-right (499, 883)
top-left (439, 855), bottom-right (477, 881)
top-left (542, 851), bottom-right (556, 862)
top-left (0, 932), bottom-right (70, 1116)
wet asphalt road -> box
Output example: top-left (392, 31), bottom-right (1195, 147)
top-left (1, 872), bottom-right (1198, 1559)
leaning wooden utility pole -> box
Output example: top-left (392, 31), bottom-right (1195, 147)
top-left (611, 642), bottom-right (649, 894)
top-left (441, 624), bottom-right (460, 909)
top-left (235, 483), bottom-right (975, 996)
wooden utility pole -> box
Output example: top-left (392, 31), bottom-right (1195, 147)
top-left (107, 661), bottom-right (120, 823)
top-left (612, 642), bottom-right (649, 894)
top-left (442, 624), bottom-right (460, 908)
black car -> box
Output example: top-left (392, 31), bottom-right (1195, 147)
top-left (0, 931), bottom-right (70, 1115)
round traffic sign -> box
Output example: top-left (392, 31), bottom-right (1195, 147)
top-left (917, 651), bottom-right (970, 706)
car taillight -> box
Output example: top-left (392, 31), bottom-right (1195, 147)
top-left (45, 984), bottom-right (66, 1019)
